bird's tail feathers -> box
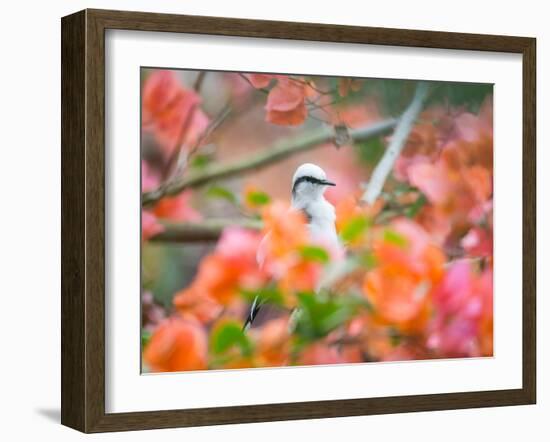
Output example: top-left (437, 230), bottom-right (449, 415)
top-left (242, 295), bottom-right (263, 332)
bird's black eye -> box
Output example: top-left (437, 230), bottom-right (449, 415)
top-left (292, 176), bottom-right (317, 195)
top-left (293, 175), bottom-right (335, 188)
top-left (294, 175), bottom-right (324, 187)
top-left (292, 175), bottom-right (332, 196)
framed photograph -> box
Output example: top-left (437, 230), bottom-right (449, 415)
top-left (61, 9), bottom-right (536, 433)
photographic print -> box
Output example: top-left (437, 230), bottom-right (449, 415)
top-left (140, 68), bottom-right (494, 373)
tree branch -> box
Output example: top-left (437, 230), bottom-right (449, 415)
top-left (151, 218), bottom-right (263, 243)
top-left (362, 82), bottom-right (430, 205)
top-left (143, 118), bottom-right (397, 206)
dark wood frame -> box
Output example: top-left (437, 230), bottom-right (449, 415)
top-left (61, 8), bottom-right (536, 433)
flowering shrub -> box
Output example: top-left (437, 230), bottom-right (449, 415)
top-left (140, 69), bottom-right (493, 372)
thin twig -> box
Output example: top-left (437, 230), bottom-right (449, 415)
top-left (163, 103), bottom-right (198, 179)
top-left (237, 73), bottom-right (270, 94)
top-left (167, 104), bottom-right (233, 185)
top-left (288, 76), bottom-right (334, 95)
top-left (143, 118), bottom-right (397, 206)
top-left (362, 82), bottom-right (430, 205)
top-left (193, 71), bottom-right (207, 92)
top-left (187, 104), bottom-right (232, 160)
top-left (151, 218), bottom-right (263, 243)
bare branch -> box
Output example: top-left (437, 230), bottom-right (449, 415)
top-left (362, 82), bottom-right (430, 205)
top-left (151, 218), bottom-right (263, 243)
top-left (143, 118), bottom-right (397, 206)
top-left (163, 103), bottom-right (198, 180)
top-left (193, 71), bottom-right (207, 92)
top-left (165, 104), bottom-right (233, 190)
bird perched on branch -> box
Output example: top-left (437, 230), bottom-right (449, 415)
top-left (243, 163), bottom-right (341, 331)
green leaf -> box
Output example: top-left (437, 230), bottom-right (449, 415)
top-left (299, 245), bottom-right (330, 263)
top-left (294, 292), bottom-right (357, 341)
top-left (383, 229), bottom-right (408, 247)
top-left (210, 321), bottom-right (253, 357)
top-left (240, 286), bottom-right (284, 306)
top-left (317, 257), bottom-right (359, 288)
top-left (356, 137), bottom-right (386, 166)
top-left (206, 186), bottom-right (237, 204)
top-left (405, 194), bottom-right (427, 218)
top-left (141, 329), bottom-right (152, 349)
top-left (190, 153), bottom-right (213, 169)
top-left (389, 327), bottom-right (402, 347)
top-left (340, 216), bottom-right (371, 243)
top-left (358, 251), bottom-right (378, 269)
top-left (246, 190), bottom-right (271, 207)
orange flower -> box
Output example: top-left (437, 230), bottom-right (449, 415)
top-left (259, 201), bottom-right (328, 306)
top-left (402, 122), bottom-right (438, 157)
top-left (297, 342), bottom-right (346, 366)
top-left (363, 219), bottom-right (445, 332)
top-left (265, 77), bottom-right (308, 126)
top-left (335, 196), bottom-right (364, 234)
top-left (277, 261), bottom-right (323, 303)
top-left (381, 344), bottom-right (430, 362)
top-left (142, 70), bottom-right (210, 155)
top-left (255, 317), bottom-right (291, 367)
top-left (173, 286), bottom-right (222, 324)
top-left (243, 73), bottom-right (277, 89)
top-left (394, 101), bottom-right (493, 249)
top-left (347, 314), bottom-right (394, 360)
top-left (174, 228), bottom-right (265, 309)
top-left (260, 201), bottom-right (308, 261)
top-left (153, 191), bottom-right (202, 222)
top-left (193, 254), bottom-right (243, 305)
top-left (338, 78), bottom-right (363, 97)
top-left (335, 195), bottom-right (381, 249)
top-left (144, 317), bottom-right (207, 372)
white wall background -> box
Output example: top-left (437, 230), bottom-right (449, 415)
top-left (0, 0), bottom-right (546, 440)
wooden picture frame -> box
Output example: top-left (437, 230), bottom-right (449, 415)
top-left (61, 8), bottom-right (536, 433)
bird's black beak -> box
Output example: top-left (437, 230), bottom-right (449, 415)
top-left (322, 180), bottom-right (336, 186)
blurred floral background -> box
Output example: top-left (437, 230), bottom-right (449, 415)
top-left (140, 68), bottom-right (493, 373)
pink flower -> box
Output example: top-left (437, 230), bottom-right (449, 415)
top-left (461, 227), bottom-right (493, 257)
top-left (153, 191), bottom-right (202, 222)
top-left (142, 161), bottom-right (159, 192)
top-left (142, 210), bottom-right (164, 241)
top-left (407, 162), bottom-right (452, 205)
top-left (142, 70), bottom-right (210, 155)
top-left (427, 261), bottom-right (493, 357)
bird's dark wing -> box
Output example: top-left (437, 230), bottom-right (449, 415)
top-left (300, 207), bottom-right (312, 223)
top-left (242, 295), bottom-right (263, 331)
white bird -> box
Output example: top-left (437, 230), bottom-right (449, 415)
top-left (243, 163), bottom-right (341, 331)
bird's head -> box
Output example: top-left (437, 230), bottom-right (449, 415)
top-left (291, 163), bottom-right (335, 204)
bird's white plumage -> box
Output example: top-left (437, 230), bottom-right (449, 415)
top-left (291, 163), bottom-right (341, 252)
top-left (292, 162), bottom-right (328, 185)
top-left (245, 163), bottom-right (342, 331)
